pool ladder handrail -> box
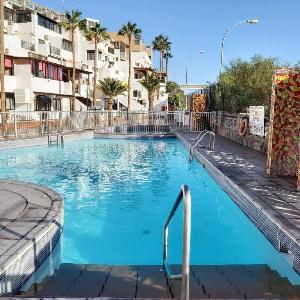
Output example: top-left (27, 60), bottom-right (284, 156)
top-left (190, 131), bottom-right (215, 158)
top-left (163, 184), bottom-right (191, 300)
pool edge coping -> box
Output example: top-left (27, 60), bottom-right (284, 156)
top-left (0, 180), bottom-right (64, 295)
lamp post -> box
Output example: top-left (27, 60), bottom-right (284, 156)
top-left (185, 50), bottom-right (204, 110)
top-left (185, 50), bottom-right (205, 85)
top-left (220, 19), bottom-right (258, 75)
top-left (219, 19), bottom-right (258, 112)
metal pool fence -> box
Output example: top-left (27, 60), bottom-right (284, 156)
top-left (0, 111), bottom-right (217, 138)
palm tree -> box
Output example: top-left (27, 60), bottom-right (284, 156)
top-left (60, 10), bottom-right (86, 111)
top-left (139, 72), bottom-right (161, 112)
top-left (152, 35), bottom-right (171, 76)
top-left (118, 22), bottom-right (142, 112)
top-left (163, 51), bottom-right (173, 80)
top-left (85, 23), bottom-right (110, 107)
top-left (98, 78), bottom-right (127, 125)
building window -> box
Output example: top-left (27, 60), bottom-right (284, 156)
top-left (21, 40), bottom-right (35, 51)
top-left (4, 58), bottom-right (14, 76)
top-left (15, 11), bottom-right (31, 23)
top-left (39, 39), bottom-right (45, 44)
top-left (133, 90), bottom-right (138, 98)
top-left (4, 93), bottom-right (15, 111)
top-left (52, 98), bottom-right (62, 111)
top-left (49, 45), bottom-right (61, 57)
top-left (108, 47), bottom-right (114, 54)
top-left (87, 50), bottom-right (102, 60)
top-left (31, 60), bottom-right (63, 81)
top-left (35, 95), bottom-right (51, 111)
top-left (38, 14), bottom-right (61, 34)
top-left (4, 7), bottom-right (13, 21)
top-left (87, 50), bottom-right (94, 61)
top-left (62, 39), bottom-right (72, 52)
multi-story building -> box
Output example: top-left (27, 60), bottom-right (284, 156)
top-left (1, 0), bottom-right (168, 113)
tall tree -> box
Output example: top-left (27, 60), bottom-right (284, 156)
top-left (152, 35), bottom-right (171, 76)
top-left (163, 51), bottom-right (173, 80)
top-left (0, 0), bottom-right (5, 113)
top-left (216, 55), bottom-right (277, 113)
top-left (118, 22), bottom-right (142, 112)
top-left (85, 23), bottom-right (110, 107)
top-left (139, 72), bottom-right (161, 112)
top-left (98, 78), bottom-right (127, 125)
top-left (60, 10), bottom-right (86, 111)
top-left (166, 81), bottom-right (185, 110)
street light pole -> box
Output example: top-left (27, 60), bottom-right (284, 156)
top-left (185, 50), bottom-right (204, 85)
top-left (219, 19), bottom-right (258, 112)
top-left (0, 0), bottom-right (6, 113)
top-left (185, 50), bottom-right (204, 111)
top-left (220, 19), bottom-right (258, 75)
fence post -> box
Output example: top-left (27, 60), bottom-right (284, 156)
top-left (14, 113), bottom-right (17, 138)
top-left (189, 112), bottom-right (193, 132)
top-left (70, 112), bottom-right (73, 131)
top-left (58, 111), bottom-right (62, 133)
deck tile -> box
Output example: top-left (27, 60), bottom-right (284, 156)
top-left (101, 265), bottom-right (138, 298)
top-left (67, 265), bottom-right (110, 297)
top-left (136, 265), bottom-right (170, 298)
top-left (192, 265), bottom-right (241, 299)
top-left (168, 265), bottom-right (205, 299)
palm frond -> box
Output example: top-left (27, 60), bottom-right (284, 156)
top-left (98, 78), bottom-right (128, 98)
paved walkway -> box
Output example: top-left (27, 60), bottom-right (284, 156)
top-left (0, 180), bottom-right (63, 296)
top-left (176, 132), bottom-right (300, 245)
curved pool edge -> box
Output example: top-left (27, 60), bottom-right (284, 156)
top-left (0, 180), bottom-right (63, 295)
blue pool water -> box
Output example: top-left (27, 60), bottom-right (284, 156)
top-left (0, 138), bottom-right (299, 283)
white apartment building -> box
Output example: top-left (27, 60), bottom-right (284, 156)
top-left (1, 0), bottom-right (168, 113)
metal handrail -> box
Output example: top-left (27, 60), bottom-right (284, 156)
top-left (191, 131), bottom-right (215, 155)
top-left (190, 129), bottom-right (209, 141)
top-left (163, 185), bottom-right (191, 300)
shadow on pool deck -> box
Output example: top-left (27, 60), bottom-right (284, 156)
top-left (177, 132), bottom-right (300, 231)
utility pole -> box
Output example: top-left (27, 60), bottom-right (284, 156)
top-left (0, 0), bottom-right (6, 113)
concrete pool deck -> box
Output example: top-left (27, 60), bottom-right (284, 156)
top-left (0, 180), bottom-right (63, 295)
top-left (176, 131), bottom-right (300, 273)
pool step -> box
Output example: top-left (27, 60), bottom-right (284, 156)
top-left (19, 263), bottom-right (300, 299)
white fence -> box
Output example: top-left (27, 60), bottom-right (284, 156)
top-left (0, 111), bottom-right (216, 138)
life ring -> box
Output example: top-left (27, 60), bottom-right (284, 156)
top-left (239, 118), bottom-right (249, 137)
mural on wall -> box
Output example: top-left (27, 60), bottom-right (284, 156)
top-left (266, 68), bottom-right (300, 190)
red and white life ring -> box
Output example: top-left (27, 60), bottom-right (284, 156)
top-left (239, 118), bottom-right (249, 137)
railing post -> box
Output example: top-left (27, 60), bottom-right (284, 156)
top-left (70, 112), bottom-right (73, 131)
top-left (163, 185), bottom-right (191, 300)
top-left (59, 111), bottom-right (62, 133)
top-left (14, 113), bottom-right (17, 138)
top-left (181, 185), bottom-right (191, 300)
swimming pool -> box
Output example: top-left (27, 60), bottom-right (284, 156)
top-left (0, 138), bottom-right (299, 283)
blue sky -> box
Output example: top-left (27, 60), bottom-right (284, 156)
top-left (36, 0), bottom-right (300, 84)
